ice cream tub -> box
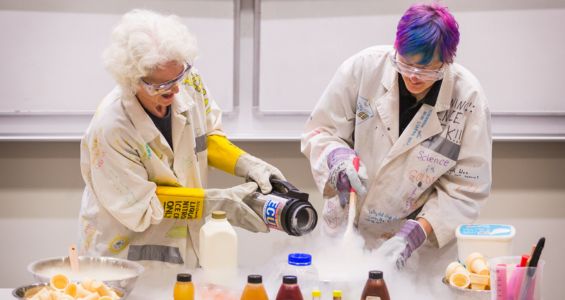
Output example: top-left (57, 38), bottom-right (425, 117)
top-left (455, 224), bottom-right (515, 263)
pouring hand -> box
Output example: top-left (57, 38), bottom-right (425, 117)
top-left (326, 147), bottom-right (368, 207)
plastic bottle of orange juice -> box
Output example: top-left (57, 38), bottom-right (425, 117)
top-left (241, 274), bottom-right (269, 300)
top-left (174, 273), bottom-right (194, 300)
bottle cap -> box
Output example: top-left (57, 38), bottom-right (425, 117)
top-left (211, 211), bottom-right (227, 219)
top-left (177, 273), bottom-right (192, 282)
top-left (312, 290), bottom-right (321, 297)
top-left (369, 270), bottom-right (383, 280)
top-left (282, 275), bottom-right (297, 284)
top-left (333, 290), bottom-right (342, 297)
top-left (247, 274), bottom-right (262, 284)
top-left (288, 253), bottom-right (312, 266)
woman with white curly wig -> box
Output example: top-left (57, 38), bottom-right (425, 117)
top-left (79, 9), bottom-right (285, 269)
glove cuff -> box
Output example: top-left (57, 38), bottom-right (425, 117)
top-left (397, 219), bottom-right (427, 254)
top-left (207, 135), bottom-right (246, 175)
top-left (156, 186), bottom-right (205, 219)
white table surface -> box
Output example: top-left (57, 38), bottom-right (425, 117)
top-left (1, 288), bottom-right (15, 298)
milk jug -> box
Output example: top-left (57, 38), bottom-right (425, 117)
top-left (199, 210), bottom-right (238, 285)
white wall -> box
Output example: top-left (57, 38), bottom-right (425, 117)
top-left (0, 141), bottom-right (564, 298)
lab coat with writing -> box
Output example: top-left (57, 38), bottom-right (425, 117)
top-left (79, 69), bottom-right (222, 268)
top-left (301, 46), bottom-right (492, 248)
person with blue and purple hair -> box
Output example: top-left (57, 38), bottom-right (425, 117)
top-left (302, 3), bottom-right (492, 268)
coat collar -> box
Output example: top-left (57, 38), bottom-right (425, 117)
top-left (122, 89), bottom-right (160, 144)
top-left (374, 50), bottom-right (452, 163)
top-left (122, 88), bottom-right (190, 145)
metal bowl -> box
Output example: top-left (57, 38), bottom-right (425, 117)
top-left (12, 283), bottom-right (48, 299)
top-left (12, 282), bottom-right (125, 299)
top-left (27, 256), bottom-right (143, 298)
top-left (442, 277), bottom-right (490, 300)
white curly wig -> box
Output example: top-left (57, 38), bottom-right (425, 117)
top-left (103, 9), bottom-right (198, 95)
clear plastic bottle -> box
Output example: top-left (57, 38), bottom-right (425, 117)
top-left (281, 253), bottom-right (319, 299)
top-left (174, 273), bottom-right (194, 300)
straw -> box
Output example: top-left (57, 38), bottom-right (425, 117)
top-left (69, 244), bottom-right (80, 273)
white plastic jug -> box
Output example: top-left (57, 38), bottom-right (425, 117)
top-left (199, 210), bottom-right (238, 286)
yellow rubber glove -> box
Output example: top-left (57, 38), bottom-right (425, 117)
top-left (207, 135), bottom-right (245, 175)
top-left (156, 186), bottom-right (205, 220)
top-left (207, 135), bottom-right (286, 193)
top-left (156, 182), bottom-right (268, 233)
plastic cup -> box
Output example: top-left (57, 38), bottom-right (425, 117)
top-left (488, 256), bottom-right (544, 300)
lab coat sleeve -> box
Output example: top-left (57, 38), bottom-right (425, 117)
top-left (418, 94), bottom-right (492, 248)
top-left (301, 55), bottom-right (361, 193)
top-left (81, 126), bottom-right (163, 232)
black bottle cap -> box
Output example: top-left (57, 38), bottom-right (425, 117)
top-left (369, 270), bottom-right (383, 280)
top-left (282, 275), bottom-right (298, 284)
top-left (177, 273), bottom-right (192, 282)
top-left (248, 274), bottom-right (263, 284)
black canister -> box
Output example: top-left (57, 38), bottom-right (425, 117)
top-left (244, 179), bottom-right (318, 236)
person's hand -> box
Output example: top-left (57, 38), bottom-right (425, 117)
top-left (205, 182), bottom-right (268, 233)
top-left (234, 153), bottom-right (286, 193)
top-left (376, 220), bottom-right (427, 269)
top-left (327, 147), bottom-right (368, 207)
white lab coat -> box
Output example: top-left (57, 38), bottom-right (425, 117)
top-left (79, 69), bottom-right (223, 268)
top-left (301, 46), bottom-right (492, 248)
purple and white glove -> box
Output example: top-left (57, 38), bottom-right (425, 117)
top-left (376, 219), bottom-right (427, 269)
top-left (327, 147), bottom-right (368, 207)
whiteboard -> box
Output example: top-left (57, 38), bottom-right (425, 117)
top-left (0, 0), bottom-right (234, 139)
top-left (1, 0), bottom-right (564, 141)
top-left (258, 0), bottom-right (565, 140)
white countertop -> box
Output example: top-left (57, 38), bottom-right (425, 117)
top-left (1, 289), bottom-right (15, 298)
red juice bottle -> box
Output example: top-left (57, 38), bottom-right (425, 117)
top-left (276, 275), bottom-right (304, 300)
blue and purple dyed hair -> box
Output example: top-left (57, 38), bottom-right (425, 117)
top-left (394, 3), bottom-right (460, 64)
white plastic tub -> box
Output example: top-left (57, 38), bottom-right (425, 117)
top-left (455, 224), bottom-right (515, 263)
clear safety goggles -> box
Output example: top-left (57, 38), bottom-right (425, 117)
top-left (141, 63), bottom-right (191, 96)
top-left (389, 52), bottom-right (445, 81)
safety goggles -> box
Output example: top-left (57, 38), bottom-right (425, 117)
top-left (141, 63), bottom-right (191, 96)
top-left (389, 52), bottom-right (444, 81)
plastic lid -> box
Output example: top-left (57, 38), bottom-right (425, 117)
top-left (312, 290), bottom-right (321, 297)
top-left (177, 273), bottom-right (192, 282)
top-left (333, 290), bottom-right (342, 297)
top-left (282, 275), bottom-right (297, 284)
top-left (369, 270), bottom-right (383, 279)
top-left (211, 211), bottom-right (227, 219)
top-left (288, 253), bottom-right (312, 266)
top-left (247, 274), bottom-right (262, 284)
top-left (456, 224), bottom-right (515, 240)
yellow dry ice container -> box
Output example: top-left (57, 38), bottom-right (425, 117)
top-left (455, 224), bottom-right (515, 263)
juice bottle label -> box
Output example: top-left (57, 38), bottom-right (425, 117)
top-left (366, 297), bottom-right (381, 300)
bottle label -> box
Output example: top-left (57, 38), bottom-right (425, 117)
top-left (262, 195), bottom-right (288, 231)
top-left (365, 297), bottom-right (381, 300)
